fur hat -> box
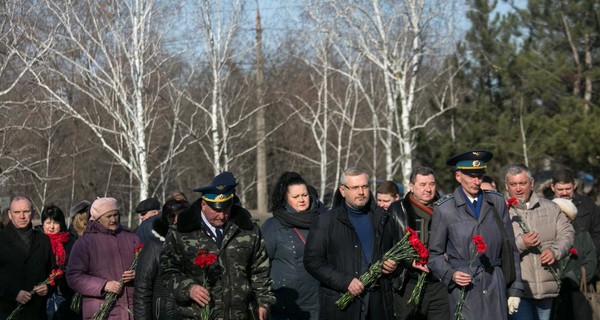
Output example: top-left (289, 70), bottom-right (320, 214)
top-left (90, 197), bottom-right (119, 221)
top-left (552, 198), bottom-right (577, 221)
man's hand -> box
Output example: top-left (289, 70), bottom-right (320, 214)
top-left (382, 259), bottom-right (397, 274)
top-left (508, 296), bottom-right (520, 314)
top-left (104, 280), bottom-right (122, 294)
top-left (540, 249), bottom-right (556, 265)
top-left (452, 271), bottom-right (472, 287)
top-left (258, 307), bottom-right (269, 320)
top-left (15, 290), bottom-right (32, 305)
top-left (122, 270), bottom-right (135, 283)
top-left (522, 231), bottom-right (540, 248)
top-left (347, 278), bottom-right (365, 297)
top-left (32, 284), bottom-right (48, 296)
top-left (412, 260), bottom-right (430, 273)
top-left (189, 284), bottom-right (210, 307)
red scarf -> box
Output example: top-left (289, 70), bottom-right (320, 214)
top-left (47, 232), bottom-right (69, 266)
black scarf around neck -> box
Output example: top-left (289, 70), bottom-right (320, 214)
top-left (273, 206), bottom-right (319, 229)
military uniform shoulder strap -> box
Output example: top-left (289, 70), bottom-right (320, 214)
top-left (434, 194), bottom-right (454, 207)
top-left (483, 190), bottom-right (504, 198)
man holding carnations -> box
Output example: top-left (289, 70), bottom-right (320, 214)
top-left (0, 196), bottom-right (53, 319)
top-left (429, 150), bottom-right (524, 319)
top-left (388, 166), bottom-right (449, 319)
top-left (505, 163), bottom-right (573, 320)
top-left (160, 172), bottom-right (275, 320)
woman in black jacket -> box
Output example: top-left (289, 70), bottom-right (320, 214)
top-left (133, 198), bottom-right (189, 320)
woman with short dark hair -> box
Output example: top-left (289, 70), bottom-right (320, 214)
top-left (261, 172), bottom-right (323, 319)
top-left (40, 204), bottom-right (78, 320)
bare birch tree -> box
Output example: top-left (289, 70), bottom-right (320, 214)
top-left (306, 0), bottom-right (464, 187)
top-left (13, 0), bottom-right (191, 211)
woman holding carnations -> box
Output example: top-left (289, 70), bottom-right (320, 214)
top-left (40, 204), bottom-right (79, 320)
top-left (261, 172), bottom-right (324, 319)
top-left (66, 197), bottom-right (140, 320)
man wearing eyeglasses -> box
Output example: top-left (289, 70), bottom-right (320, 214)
top-left (0, 196), bottom-right (53, 319)
top-left (304, 166), bottom-right (398, 319)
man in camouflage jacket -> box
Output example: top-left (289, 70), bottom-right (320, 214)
top-left (160, 172), bottom-right (275, 320)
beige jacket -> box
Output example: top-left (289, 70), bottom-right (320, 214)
top-left (509, 192), bottom-right (574, 299)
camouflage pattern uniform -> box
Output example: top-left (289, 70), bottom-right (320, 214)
top-left (160, 200), bottom-right (275, 320)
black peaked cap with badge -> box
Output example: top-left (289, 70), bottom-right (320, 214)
top-left (446, 150), bottom-right (494, 175)
top-left (193, 171), bottom-right (238, 210)
top-left (135, 197), bottom-right (161, 214)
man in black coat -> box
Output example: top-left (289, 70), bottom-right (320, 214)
top-left (0, 196), bottom-right (53, 319)
top-left (550, 168), bottom-right (600, 259)
top-left (388, 166), bottom-right (449, 320)
top-left (134, 197), bottom-right (161, 245)
top-left (304, 166), bottom-right (398, 320)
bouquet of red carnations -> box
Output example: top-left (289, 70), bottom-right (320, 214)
top-left (335, 227), bottom-right (428, 310)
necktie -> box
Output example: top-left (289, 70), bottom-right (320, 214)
top-left (473, 199), bottom-right (477, 207)
top-left (215, 228), bottom-right (224, 247)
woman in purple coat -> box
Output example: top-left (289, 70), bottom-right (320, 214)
top-left (66, 197), bottom-right (141, 319)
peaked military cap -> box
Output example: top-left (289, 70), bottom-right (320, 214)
top-left (193, 171), bottom-right (238, 210)
top-left (135, 197), bottom-right (161, 214)
top-left (446, 150), bottom-right (493, 175)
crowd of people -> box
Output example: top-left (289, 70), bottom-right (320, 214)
top-left (0, 149), bottom-right (598, 320)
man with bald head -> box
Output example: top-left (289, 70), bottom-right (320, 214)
top-left (0, 196), bottom-right (53, 319)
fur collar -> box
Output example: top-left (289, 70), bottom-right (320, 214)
top-left (177, 198), bottom-right (255, 233)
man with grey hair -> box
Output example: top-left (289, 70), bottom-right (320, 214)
top-left (505, 163), bottom-right (574, 320)
top-left (304, 166), bottom-right (398, 319)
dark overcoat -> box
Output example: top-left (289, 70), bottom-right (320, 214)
top-left (303, 198), bottom-right (396, 320)
top-left (0, 222), bottom-right (53, 319)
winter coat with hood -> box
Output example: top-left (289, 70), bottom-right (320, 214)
top-left (261, 194), bottom-right (322, 319)
top-left (160, 201), bottom-right (275, 320)
top-left (303, 191), bottom-right (397, 320)
top-left (510, 192), bottom-right (574, 299)
top-left (66, 221), bottom-right (141, 320)
top-left (134, 218), bottom-right (181, 320)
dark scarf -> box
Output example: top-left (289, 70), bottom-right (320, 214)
top-left (272, 197), bottom-right (319, 229)
top-left (47, 232), bottom-right (70, 266)
top-left (13, 223), bottom-right (33, 250)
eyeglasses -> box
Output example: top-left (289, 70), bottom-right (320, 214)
top-left (343, 184), bottom-right (370, 192)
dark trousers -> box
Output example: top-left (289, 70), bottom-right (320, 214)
top-left (394, 277), bottom-right (449, 320)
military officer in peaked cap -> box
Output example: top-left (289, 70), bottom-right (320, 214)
top-left (428, 150), bottom-right (523, 319)
top-left (160, 172), bottom-right (275, 320)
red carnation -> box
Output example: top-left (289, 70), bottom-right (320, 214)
top-left (570, 248), bottom-right (578, 256)
top-left (472, 235), bottom-right (487, 253)
top-left (134, 244), bottom-right (144, 253)
top-left (194, 250), bottom-right (218, 269)
top-left (507, 198), bottom-right (518, 208)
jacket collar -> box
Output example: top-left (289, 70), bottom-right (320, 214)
top-left (177, 199), bottom-right (254, 233)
